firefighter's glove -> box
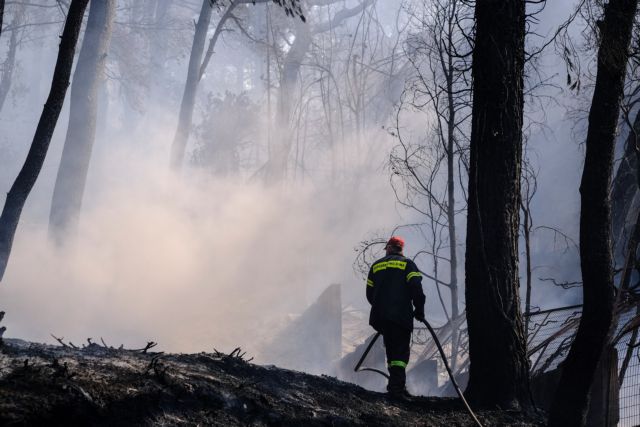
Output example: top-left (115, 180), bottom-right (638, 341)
top-left (414, 310), bottom-right (425, 322)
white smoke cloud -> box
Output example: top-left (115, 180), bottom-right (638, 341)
top-left (0, 122), bottom-right (404, 358)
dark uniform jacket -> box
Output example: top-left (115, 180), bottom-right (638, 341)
top-left (366, 254), bottom-right (426, 331)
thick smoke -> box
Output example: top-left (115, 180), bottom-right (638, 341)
top-left (1, 119), bottom-right (404, 356)
top-left (0, 0), bottom-right (596, 373)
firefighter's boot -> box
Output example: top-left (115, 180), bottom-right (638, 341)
top-left (387, 365), bottom-right (408, 398)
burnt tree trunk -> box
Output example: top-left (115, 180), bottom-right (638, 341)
top-left (0, 4), bottom-right (23, 113)
top-left (171, 0), bottom-right (301, 172)
top-left (147, 0), bottom-right (173, 97)
top-left (522, 196), bottom-right (533, 332)
top-left (264, 19), bottom-right (311, 183)
top-left (444, 1), bottom-right (461, 371)
top-left (0, 0), bottom-right (90, 281)
top-left (198, 0), bottom-right (251, 81)
top-left (464, 0), bottom-right (530, 409)
top-left (170, 0), bottom-right (272, 171)
top-left (547, 1), bottom-right (638, 426)
top-left (263, 0), bottom-right (373, 183)
top-left (0, 0), bottom-right (4, 39)
top-left (169, 0), bottom-right (213, 170)
top-left (49, 0), bottom-right (116, 240)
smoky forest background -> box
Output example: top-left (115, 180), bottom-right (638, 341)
top-left (1, 0), bottom-right (640, 425)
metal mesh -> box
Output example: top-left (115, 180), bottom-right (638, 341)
top-left (617, 309), bottom-right (640, 427)
top-left (527, 306), bottom-right (582, 377)
top-left (527, 305), bottom-right (640, 427)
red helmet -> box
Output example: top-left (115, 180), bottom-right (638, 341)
top-left (386, 236), bottom-right (405, 250)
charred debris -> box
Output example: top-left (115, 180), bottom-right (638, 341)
top-left (0, 335), bottom-right (543, 426)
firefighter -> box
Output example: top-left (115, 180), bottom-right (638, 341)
top-left (366, 236), bottom-right (426, 397)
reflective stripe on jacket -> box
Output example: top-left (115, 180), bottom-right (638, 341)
top-left (366, 254), bottom-right (426, 331)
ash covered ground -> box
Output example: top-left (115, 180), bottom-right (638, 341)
top-left (0, 338), bottom-right (544, 426)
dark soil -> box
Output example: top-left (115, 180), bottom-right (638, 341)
top-left (0, 338), bottom-right (545, 426)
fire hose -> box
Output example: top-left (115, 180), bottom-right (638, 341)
top-left (354, 318), bottom-right (483, 427)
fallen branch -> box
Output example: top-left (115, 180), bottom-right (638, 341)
top-left (51, 334), bottom-right (70, 348)
top-left (145, 354), bottom-right (164, 374)
top-left (51, 335), bottom-right (161, 354)
top-left (213, 347), bottom-right (253, 362)
top-left (134, 341), bottom-right (158, 354)
top-left (539, 277), bottom-right (583, 289)
top-left (145, 354), bottom-right (170, 385)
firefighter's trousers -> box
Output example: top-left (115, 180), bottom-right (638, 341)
top-left (379, 320), bottom-right (411, 393)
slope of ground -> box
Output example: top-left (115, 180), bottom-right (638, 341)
top-left (0, 338), bottom-right (544, 426)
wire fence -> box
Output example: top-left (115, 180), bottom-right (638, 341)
top-left (527, 305), bottom-right (582, 377)
top-left (616, 308), bottom-right (640, 427)
top-left (527, 305), bottom-right (640, 427)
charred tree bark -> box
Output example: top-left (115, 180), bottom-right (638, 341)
top-left (464, 0), bottom-right (530, 409)
top-left (49, 0), bottom-right (116, 240)
top-left (169, 0), bottom-right (213, 170)
top-left (0, 0), bottom-right (4, 39)
top-left (548, 1), bottom-right (638, 426)
top-left (0, 0), bottom-right (89, 281)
